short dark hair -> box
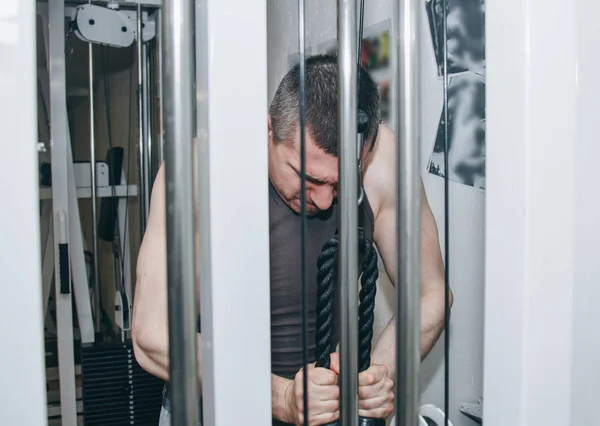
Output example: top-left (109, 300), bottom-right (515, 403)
top-left (269, 53), bottom-right (381, 156)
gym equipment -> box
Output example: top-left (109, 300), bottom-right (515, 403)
top-left (80, 341), bottom-right (164, 425)
top-left (419, 404), bottom-right (455, 426)
top-left (315, 230), bottom-right (384, 426)
top-left (69, 3), bottom-right (156, 48)
top-left (36, 2), bottom-right (161, 424)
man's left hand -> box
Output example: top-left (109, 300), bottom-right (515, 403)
top-left (329, 354), bottom-right (394, 419)
top-left (357, 364), bottom-right (394, 419)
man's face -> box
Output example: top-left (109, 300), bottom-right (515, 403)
top-left (268, 118), bottom-right (340, 216)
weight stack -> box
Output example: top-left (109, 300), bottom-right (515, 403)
top-left (81, 340), bottom-right (164, 425)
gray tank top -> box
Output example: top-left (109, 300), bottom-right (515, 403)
top-left (161, 181), bottom-right (376, 425)
top-left (268, 180), bottom-right (375, 379)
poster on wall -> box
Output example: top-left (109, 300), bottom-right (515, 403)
top-left (427, 74), bottom-right (486, 191)
top-left (317, 19), bottom-right (392, 125)
top-left (426, 0), bottom-right (486, 191)
top-left (425, 0), bottom-right (486, 77)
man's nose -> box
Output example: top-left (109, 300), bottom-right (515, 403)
top-left (310, 186), bottom-right (334, 211)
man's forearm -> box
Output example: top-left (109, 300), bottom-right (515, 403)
top-left (272, 374), bottom-right (293, 423)
top-left (371, 290), bottom-right (446, 378)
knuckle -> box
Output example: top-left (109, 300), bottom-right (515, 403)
top-left (331, 399), bottom-right (340, 411)
top-left (362, 399), bottom-right (376, 410)
top-left (386, 403), bottom-right (394, 416)
top-left (332, 386), bottom-right (340, 400)
top-left (358, 387), bottom-right (368, 399)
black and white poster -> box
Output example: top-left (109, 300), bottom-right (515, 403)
top-left (426, 0), bottom-right (486, 191)
top-left (425, 0), bottom-right (485, 77)
top-left (428, 74), bottom-right (485, 190)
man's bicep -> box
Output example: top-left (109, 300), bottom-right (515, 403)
top-left (135, 165), bottom-right (168, 296)
top-left (138, 162), bottom-right (202, 311)
top-left (373, 181), bottom-right (444, 292)
top-left (419, 183), bottom-right (445, 294)
top-left (373, 204), bottom-right (398, 285)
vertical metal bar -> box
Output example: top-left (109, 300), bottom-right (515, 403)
top-left (297, 0), bottom-right (309, 425)
top-left (394, 0), bottom-right (422, 424)
top-left (441, 1), bottom-right (451, 424)
top-left (148, 39), bottom-right (159, 180)
top-left (143, 43), bottom-right (153, 196)
top-left (48, 0), bottom-right (78, 423)
top-left (338, 0), bottom-right (359, 425)
top-left (157, 9), bottom-right (165, 166)
top-left (88, 43), bottom-right (101, 333)
top-left (137, 4), bottom-right (148, 233)
top-left (162, 0), bottom-right (200, 424)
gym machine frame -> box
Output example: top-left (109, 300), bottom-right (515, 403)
top-left (37, 0), bottom-right (159, 423)
top-left (5, 1), bottom-right (600, 426)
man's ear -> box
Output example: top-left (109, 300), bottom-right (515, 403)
top-left (267, 114), bottom-right (273, 145)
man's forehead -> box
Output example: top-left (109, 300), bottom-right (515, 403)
top-left (288, 148), bottom-right (339, 184)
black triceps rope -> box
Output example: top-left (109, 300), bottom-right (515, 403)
top-left (315, 229), bottom-right (385, 426)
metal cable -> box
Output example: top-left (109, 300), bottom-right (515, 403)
top-left (101, 47), bottom-right (122, 287)
top-left (441, 0), bottom-right (451, 424)
top-left (298, 1), bottom-right (309, 425)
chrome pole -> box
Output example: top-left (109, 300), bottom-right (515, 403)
top-left (394, 0), bottom-right (422, 424)
top-left (148, 39), bottom-right (160, 179)
top-left (157, 9), bottom-right (165, 166)
top-left (137, 4), bottom-right (148, 233)
top-left (162, 0), bottom-right (200, 424)
top-left (338, 0), bottom-right (359, 425)
top-left (142, 43), bottom-right (152, 203)
top-left (88, 42), bottom-right (101, 333)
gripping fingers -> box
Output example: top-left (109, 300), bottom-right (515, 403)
top-left (312, 410), bottom-right (340, 425)
top-left (295, 395), bottom-right (340, 425)
top-left (358, 394), bottom-right (394, 419)
top-left (358, 377), bottom-right (392, 400)
top-left (310, 367), bottom-right (338, 386)
top-left (309, 383), bottom-right (340, 401)
top-left (358, 365), bottom-right (388, 387)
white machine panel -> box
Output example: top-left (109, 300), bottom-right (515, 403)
top-left (73, 162), bottom-right (109, 188)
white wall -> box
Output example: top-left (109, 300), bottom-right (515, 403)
top-left (267, 2), bottom-right (485, 425)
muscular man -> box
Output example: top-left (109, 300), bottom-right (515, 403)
top-left (132, 54), bottom-right (451, 426)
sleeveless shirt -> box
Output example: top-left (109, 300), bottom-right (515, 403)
top-left (162, 180), bottom-right (376, 425)
top-left (268, 180), bottom-right (375, 380)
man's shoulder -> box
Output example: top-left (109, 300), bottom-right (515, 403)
top-left (364, 124), bottom-right (396, 214)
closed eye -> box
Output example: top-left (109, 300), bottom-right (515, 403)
top-left (290, 165), bottom-right (328, 186)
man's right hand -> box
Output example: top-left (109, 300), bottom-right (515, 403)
top-left (285, 355), bottom-right (340, 425)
